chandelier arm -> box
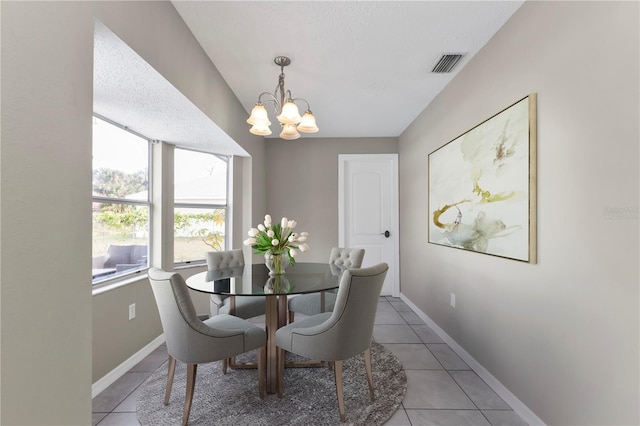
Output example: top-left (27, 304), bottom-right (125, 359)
top-left (290, 98), bottom-right (312, 111)
top-left (257, 92), bottom-right (280, 113)
top-left (257, 91), bottom-right (278, 104)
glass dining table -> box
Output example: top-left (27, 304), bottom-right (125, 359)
top-left (185, 262), bottom-right (344, 394)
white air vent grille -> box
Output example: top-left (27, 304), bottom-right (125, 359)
top-left (431, 54), bottom-right (464, 73)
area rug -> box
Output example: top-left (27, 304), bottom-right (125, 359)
top-left (136, 342), bottom-right (406, 425)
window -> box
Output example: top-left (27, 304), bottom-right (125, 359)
top-left (174, 149), bottom-right (228, 264)
top-left (92, 116), bottom-right (151, 284)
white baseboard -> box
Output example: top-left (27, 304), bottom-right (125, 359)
top-left (92, 334), bottom-right (165, 399)
top-left (399, 293), bottom-right (545, 426)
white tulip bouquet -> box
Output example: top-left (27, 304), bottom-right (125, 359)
top-left (243, 214), bottom-right (310, 265)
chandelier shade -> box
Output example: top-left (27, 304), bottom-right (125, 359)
top-left (279, 124), bottom-right (301, 140)
top-left (249, 123), bottom-right (273, 136)
top-left (277, 100), bottom-right (303, 125)
top-left (297, 110), bottom-right (319, 133)
top-left (247, 103), bottom-right (271, 127)
top-left (247, 56), bottom-right (318, 139)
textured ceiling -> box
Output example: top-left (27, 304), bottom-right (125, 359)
top-left (172, 1), bottom-right (524, 139)
top-left (94, 2), bottom-right (524, 154)
top-left (93, 21), bottom-right (248, 156)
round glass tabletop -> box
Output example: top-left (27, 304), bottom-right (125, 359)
top-left (185, 262), bottom-right (344, 296)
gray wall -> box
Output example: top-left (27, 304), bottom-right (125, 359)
top-left (398, 2), bottom-right (639, 425)
top-left (263, 137), bottom-right (398, 264)
top-left (2, 1), bottom-right (637, 425)
top-left (1, 1), bottom-right (266, 424)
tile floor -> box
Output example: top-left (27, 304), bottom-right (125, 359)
top-left (92, 296), bottom-right (528, 425)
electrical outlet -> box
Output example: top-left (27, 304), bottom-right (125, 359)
top-left (129, 303), bottom-right (136, 320)
top-left (450, 293), bottom-right (456, 308)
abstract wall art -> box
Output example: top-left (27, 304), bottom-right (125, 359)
top-left (428, 94), bottom-right (537, 263)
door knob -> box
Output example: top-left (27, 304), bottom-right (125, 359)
top-left (381, 230), bottom-right (390, 238)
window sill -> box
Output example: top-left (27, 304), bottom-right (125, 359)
top-left (92, 269), bottom-right (149, 296)
top-left (91, 263), bottom-right (208, 296)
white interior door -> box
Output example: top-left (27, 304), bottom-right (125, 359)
top-left (339, 154), bottom-right (399, 296)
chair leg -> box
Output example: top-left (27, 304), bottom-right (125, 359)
top-left (333, 360), bottom-right (346, 422)
top-left (364, 348), bottom-right (375, 400)
top-left (164, 356), bottom-right (176, 405)
top-left (276, 348), bottom-right (284, 398)
top-left (182, 364), bottom-right (197, 426)
top-left (221, 358), bottom-right (228, 375)
top-left (257, 346), bottom-right (266, 399)
top-left (288, 310), bottom-right (295, 324)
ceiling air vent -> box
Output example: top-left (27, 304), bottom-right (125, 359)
top-left (431, 53), bottom-right (465, 73)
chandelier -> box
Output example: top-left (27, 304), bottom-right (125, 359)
top-left (246, 56), bottom-right (319, 140)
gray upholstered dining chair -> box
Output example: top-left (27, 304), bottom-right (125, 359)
top-left (207, 249), bottom-right (265, 320)
top-left (287, 247), bottom-right (365, 323)
top-left (148, 268), bottom-right (266, 426)
top-left (275, 263), bottom-right (388, 422)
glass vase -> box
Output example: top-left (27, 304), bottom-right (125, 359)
top-left (265, 252), bottom-right (289, 276)
top-left (264, 275), bottom-right (291, 294)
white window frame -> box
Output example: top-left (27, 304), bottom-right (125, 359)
top-left (173, 147), bottom-right (230, 267)
top-left (92, 114), bottom-right (153, 286)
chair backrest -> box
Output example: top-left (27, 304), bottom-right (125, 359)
top-left (329, 263), bottom-right (387, 357)
top-left (205, 249), bottom-right (245, 305)
top-left (206, 249), bottom-right (244, 269)
top-left (131, 244), bottom-right (148, 264)
top-left (329, 247), bottom-right (365, 269)
top-left (288, 263), bottom-right (388, 361)
top-left (102, 244), bottom-right (148, 268)
top-left (148, 268), bottom-right (245, 363)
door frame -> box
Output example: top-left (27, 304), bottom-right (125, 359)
top-left (338, 154), bottom-right (400, 297)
